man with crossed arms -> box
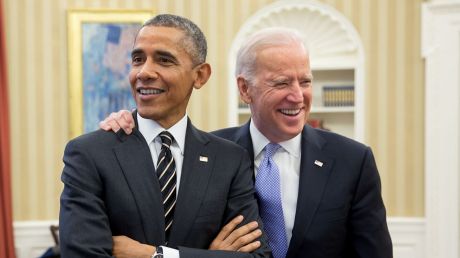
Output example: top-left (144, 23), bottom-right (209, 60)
top-left (60, 14), bottom-right (271, 258)
top-left (102, 27), bottom-right (393, 258)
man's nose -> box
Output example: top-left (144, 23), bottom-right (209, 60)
top-left (136, 61), bottom-right (158, 81)
top-left (286, 82), bottom-right (304, 102)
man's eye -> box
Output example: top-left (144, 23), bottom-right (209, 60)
top-left (157, 57), bottom-right (174, 65)
top-left (275, 82), bottom-right (289, 87)
top-left (132, 56), bottom-right (143, 64)
top-left (300, 81), bottom-right (311, 87)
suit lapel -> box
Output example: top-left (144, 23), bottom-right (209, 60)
top-left (286, 126), bottom-right (335, 257)
top-left (168, 121), bottom-right (214, 246)
top-left (113, 127), bottom-right (165, 244)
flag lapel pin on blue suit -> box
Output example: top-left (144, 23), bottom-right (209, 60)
top-left (199, 156), bottom-right (208, 162)
top-left (314, 160), bottom-right (323, 167)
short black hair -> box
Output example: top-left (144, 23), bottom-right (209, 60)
top-left (143, 14), bottom-right (207, 65)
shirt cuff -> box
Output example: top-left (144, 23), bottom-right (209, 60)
top-left (162, 246), bottom-right (179, 258)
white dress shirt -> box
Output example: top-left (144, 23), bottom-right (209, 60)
top-left (137, 113), bottom-right (186, 258)
top-left (250, 121), bottom-right (301, 243)
top-left (137, 113), bottom-right (187, 194)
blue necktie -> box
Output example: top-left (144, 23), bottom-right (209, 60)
top-left (255, 143), bottom-right (288, 258)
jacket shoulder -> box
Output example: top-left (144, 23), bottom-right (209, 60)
top-left (65, 129), bottom-right (126, 152)
top-left (212, 126), bottom-right (240, 141)
top-left (195, 128), bottom-right (248, 157)
top-left (310, 127), bottom-right (370, 155)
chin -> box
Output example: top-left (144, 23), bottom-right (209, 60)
top-left (136, 108), bottom-right (156, 120)
top-left (284, 127), bottom-right (303, 137)
top-left (136, 107), bottom-right (147, 116)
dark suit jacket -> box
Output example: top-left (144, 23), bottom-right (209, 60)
top-left (213, 121), bottom-right (393, 258)
top-left (59, 116), bottom-right (271, 258)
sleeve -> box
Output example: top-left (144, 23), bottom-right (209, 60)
top-left (59, 139), bottom-right (114, 257)
top-left (179, 150), bottom-right (272, 258)
top-left (349, 147), bottom-right (393, 258)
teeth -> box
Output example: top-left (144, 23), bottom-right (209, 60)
top-left (280, 109), bottom-right (301, 116)
top-left (139, 88), bottom-right (164, 95)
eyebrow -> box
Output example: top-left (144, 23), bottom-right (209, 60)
top-left (302, 74), bottom-right (314, 80)
top-left (155, 50), bottom-right (179, 62)
top-left (271, 77), bottom-right (290, 83)
top-left (131, 48), bottom-right (179, 63)
top-left (131, 48), bottom-right (144, 58)
top-left (269, 74), bottom-right (313, 84)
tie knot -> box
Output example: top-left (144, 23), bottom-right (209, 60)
top-left (159, 131), bottom-right (174, 148)
top-left (264, 143), bottom-right (281, 158)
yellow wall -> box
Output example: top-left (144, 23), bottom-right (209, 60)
top-left (4, 0), bottom-right (424, 220)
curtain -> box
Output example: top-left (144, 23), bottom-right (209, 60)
top-left (0, 0), bottom-right (16, 257)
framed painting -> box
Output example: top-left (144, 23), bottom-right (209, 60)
top-left (67, 9), bottom-right (154, 138)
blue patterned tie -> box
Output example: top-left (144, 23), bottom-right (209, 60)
top-left (255, 143), bottom-right (288, 258)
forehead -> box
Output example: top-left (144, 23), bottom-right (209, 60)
top-left (134, 26), bottom-right (188, 54)
top-left (255, 44), bottom-right (311, 77)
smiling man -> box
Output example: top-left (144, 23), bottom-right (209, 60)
top-left (59, 14), bottom-right (271, 258)
top-left (217, 28), bottom-right (392, 258)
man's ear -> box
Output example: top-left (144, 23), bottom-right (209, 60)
top-left (193, 63), bottom-right (211, 89)
top-left (237, 76), bottom-right (252, 104)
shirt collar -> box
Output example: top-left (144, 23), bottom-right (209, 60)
top-left (249, 120), bottom-right (302, 159)
top-left (137, 113), bottom-right (188, 155)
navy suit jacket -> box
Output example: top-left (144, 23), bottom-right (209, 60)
top-left (59, 116), bottom-right (271, 258)
top-left (213, 121), bottom-right (393, 258)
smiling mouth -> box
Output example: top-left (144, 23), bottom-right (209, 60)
top-left (137, 88), bottom-right (165, 95)
top-left (279, 108), bottom-right (302, 116)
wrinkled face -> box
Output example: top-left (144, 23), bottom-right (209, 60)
top-left (129, 26), bottom-right (207, 128)
top-left (240, 43), bottom-right (313, 143)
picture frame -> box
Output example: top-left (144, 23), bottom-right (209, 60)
top-left (67, 9), bottom-right (154, 138)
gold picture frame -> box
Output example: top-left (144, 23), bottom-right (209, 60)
top-left (67, 9), bottom-right (154, 139)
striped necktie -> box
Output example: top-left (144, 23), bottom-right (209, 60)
top-left (255, 143), bottom-right (288, 258)
top-left (156, 131), bottom-right (177, 241)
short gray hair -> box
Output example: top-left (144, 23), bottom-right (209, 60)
top-left (143, 14), bottom-right (207, 65)
top-left (235, 27), bottom-right (307, 84)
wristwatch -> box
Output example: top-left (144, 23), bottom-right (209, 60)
top-left (152, 246), bottom-right (163, 258)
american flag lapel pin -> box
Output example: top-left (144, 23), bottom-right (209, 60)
top-left (314, 160), bottom-right (323, 167)
top-left (199, 156), bottom-right (208, 162)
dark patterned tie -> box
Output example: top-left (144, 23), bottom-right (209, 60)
top-left (156, 131), bottom-right (177, 241)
